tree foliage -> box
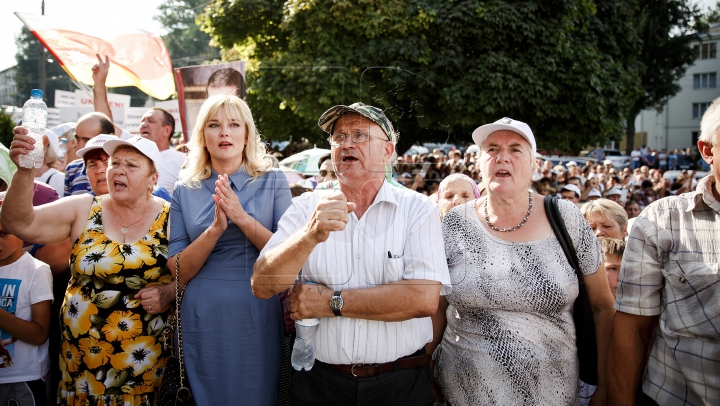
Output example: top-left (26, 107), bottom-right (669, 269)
top-left (624, 0), bottom-right (704, 153)
top-left (156, 0), bottom-right (222, 67)
top-left (703, 1), bottom-right (720, 24)
top-left (0, 111), bottom-right (15, 148)
top-left (200, 0), bottom-right (644, 152)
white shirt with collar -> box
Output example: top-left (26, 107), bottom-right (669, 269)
top-left (260, 180), bottom-right (451, 365)
top-left (157, 148), bottom-right (186, 194)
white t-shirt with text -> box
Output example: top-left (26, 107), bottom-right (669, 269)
top-left (0, 253), bottom-right (53, 383)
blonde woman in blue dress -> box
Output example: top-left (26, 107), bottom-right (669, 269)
top-left (168, 95), bottom-right (291, 405)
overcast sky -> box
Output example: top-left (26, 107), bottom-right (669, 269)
top-left (2, 0), bottom-right (718, 73)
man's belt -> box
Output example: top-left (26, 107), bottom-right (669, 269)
top-left (318, 353), bottom-right (431, 378)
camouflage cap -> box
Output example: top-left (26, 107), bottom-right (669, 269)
top-left (318, 102), bottom-right (396, 141)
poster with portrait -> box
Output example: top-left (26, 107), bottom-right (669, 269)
top-left (174, 61), bottom-right (246, 141)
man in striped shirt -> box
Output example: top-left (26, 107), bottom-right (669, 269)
top-left (253, 103), bottom-right (450, 406)
top-left (63, 112), bottom-right (116, 196)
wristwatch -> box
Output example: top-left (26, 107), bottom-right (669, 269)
top-left (330, 291), bottom-right (343, 317)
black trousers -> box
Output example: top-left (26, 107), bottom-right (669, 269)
top-left (289, 361), bottom-right (435, 406)
top-left (0, 379), bottom-right (47, 406)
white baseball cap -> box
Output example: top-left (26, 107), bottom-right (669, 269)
top-left (566, 161), bottom-right (578, 167)
top-left (561, 184), bottom-right (581, 197)
top-left (471, 117), bottom-right (536, 153)
top-left (43, 130), bottom-right (59, 155)
top-left (605, 187), bottom-right (623, 196)
top-left (588, 188), bottom-right (603, 198)
top-left (603, 159), bottom-right (613, 165)
top-left (48, 122), bottom-right (77, 138)
top-left (103, 136), bottom-right (162, 170)
top-left (76, 135), bottom-right (118, 159)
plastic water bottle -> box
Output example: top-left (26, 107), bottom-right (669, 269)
top-left (291, 317), bottom-right (320, 371)
top-left (58, 138), bottom-right (67, 163)
top-left (19, 89), bottom-right (47, 169)
top-left (291, 281), bottom-right (320, 371)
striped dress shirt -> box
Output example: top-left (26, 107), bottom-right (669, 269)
top-left (260, 181), bottom-right (451, 365)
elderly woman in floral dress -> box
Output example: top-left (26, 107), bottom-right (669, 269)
top-left (3, 130), bottom-right (171, 406)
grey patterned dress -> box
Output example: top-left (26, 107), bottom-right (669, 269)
top-left (437, 198), bottom-right (602, 406)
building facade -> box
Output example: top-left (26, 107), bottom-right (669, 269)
top-left (0, 66), bottom-right (18, 107)
top-left (633, 24), bottom-right (720, 152)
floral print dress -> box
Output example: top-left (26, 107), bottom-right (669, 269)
top-left (59, 196), bottom-right (171, 406)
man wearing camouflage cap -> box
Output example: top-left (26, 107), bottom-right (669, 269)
top-left (253, 102), bottom-right (450, 405)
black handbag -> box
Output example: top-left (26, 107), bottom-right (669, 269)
top-left (544, 195), bottom-right (599, 386)
top-left (158, 254), bottom-right (195, 406)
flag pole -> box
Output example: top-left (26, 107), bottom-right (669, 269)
top-left (38, 0), bottom-right (46, 94)
top-left (69, 78), bottom-right (93, 101)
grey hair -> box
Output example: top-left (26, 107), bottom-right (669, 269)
top-left (700, 96), bottom-right (720, 145)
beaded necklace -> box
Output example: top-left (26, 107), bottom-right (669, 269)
top-left (483, 190), bottom-right (533, 232)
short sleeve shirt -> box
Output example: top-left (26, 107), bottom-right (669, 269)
top-left (259, 181), bottom-right (451, 364)
top-left (616, 175), bottom-right (720, 405)
top-left (0, 253), bottom-right (53, 383)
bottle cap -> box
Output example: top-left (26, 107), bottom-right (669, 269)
top-left (31, 89), bottom-right (43, 98)
top-left (296, 318), bottom-right (320, 327)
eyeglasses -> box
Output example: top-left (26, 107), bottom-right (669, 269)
top-left (327, 131), bottom-right (389, 147)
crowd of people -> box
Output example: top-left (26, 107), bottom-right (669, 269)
top-left (0, 53), bottom-right (717, 406)
top-left (393, 142), bottom-right (701, 226)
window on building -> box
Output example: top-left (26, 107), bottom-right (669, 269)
top-left (693, 102), bottom-right (711, 119)
top-left (694, 42), bottom-right (717, 60)
top-left (694, 72), bottom-right (717, 89)
top-left (692, 131), bottom-right (699, 146)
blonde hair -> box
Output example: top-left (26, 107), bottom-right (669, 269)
top-left (580, 198), bottom-right (628, 232)
top-left (180, 95), bottom-right (270, 187)
top-left (598, 236), bottom-right (625, 258)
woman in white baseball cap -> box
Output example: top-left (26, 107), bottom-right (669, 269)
top-left (430, 117), bottom-right (615, 405)
top-left (3, 130), bottom-right (172, 405)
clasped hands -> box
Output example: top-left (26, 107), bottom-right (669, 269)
top-left (210, 174), bottom-right (248, 233)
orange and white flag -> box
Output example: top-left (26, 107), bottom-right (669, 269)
top-left (15, 12), bottom-right (175, 100)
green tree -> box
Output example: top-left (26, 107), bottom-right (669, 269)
top-left (156, 0), bottom-right (221, 67)
top-left (624, 0), bottom-right (704, 154)
top-left (0, 111), bottom-right (15, 148)
top-left (702, 1), bottom-right (720, 24)
top-left (200, 0), bottom-right (643, 153)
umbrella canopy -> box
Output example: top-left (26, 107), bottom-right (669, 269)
top-left (280, 165), bottom-right (305, 184)
top-left (280, 147), bottom-right (331, 176)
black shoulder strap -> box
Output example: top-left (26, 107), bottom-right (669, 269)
top-left (543, 195), bottom-right (582, 282)
top-left (544, 195), bottom-right (598, 385)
